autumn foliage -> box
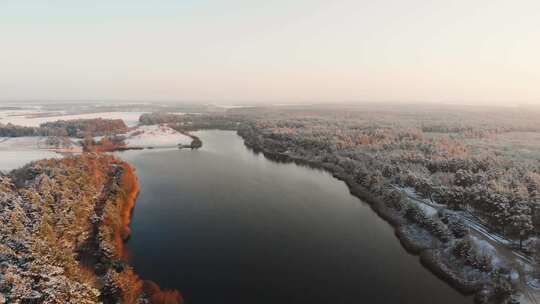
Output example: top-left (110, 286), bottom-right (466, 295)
top-left (144, 281), bottom-right (184, 304)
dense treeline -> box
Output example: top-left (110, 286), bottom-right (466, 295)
top-left (0, 118), bottom-right (127, 138)
top-left (232, 106), bottom-right (540, 303)
top-left (0, 123), bottom-right (37, 137)
top-left (40, 118), bottom-right (128, 137)
top-left (139, 112), bottom-right (244, 131)
top-left (81, 135), bottom-right (127, 152)
top-left (141, 107), bottom-right (540, 253)
top-left (1, 156), bottom-right (136, 302)
top-left (233, 108), bottom-right (540, 250)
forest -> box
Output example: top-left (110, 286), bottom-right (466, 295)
top-left (142, 105), bottom-right (540, 303)
top-left (231, 105), bottom-right (540, 246)
top-left (139, 112), bottom-right (243, 131)
top-left (0, 118), bottom-right (128, 138)
top-left (2, 105), bottom-right (537, 303)
top-left (138, 107), bottom-right (540, 252)
top-left (0, 155), bottom-right (182, 303)
top-left (231, 105), bottom-right (540, 303)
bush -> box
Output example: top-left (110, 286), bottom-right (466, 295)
top-left (438, 211), bottom-right (468, 238)
top-left (424, 218), bottom-right (452, 242)
top-left (492, 277), bottom-right (514, 302)
top-left (144, 281), bottom-right (184, 304)
top-left (405, 204), bottom-right (428, 224)
top-left (453, 239), bottom-right (473, 258)
top-left (447, 219), bottom-right (468, 238)
top-left (475, 254), bottom-right (493, 272)
top-left (383, 189), bottom-right (406, 211)
top-left (452, 238), bottom-right (493, 272)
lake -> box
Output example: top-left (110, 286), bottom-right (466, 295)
top-left (118, 130), bottom-right (471, 304)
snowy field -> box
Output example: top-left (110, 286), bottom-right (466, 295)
top-left (0, 108), bottom-right (63, 122)
top-left (0, 151), bottom-right (60, 172)
top-left (0, 137), bottom-right (81, 172)
top-left (0, 111), bottom-right (145, 127)
top-left (0, 136), bottom-right (81, 151)
top-left (0, 109), bottom-right (193, 169)
top-left (0, 137), bottom-right (43, 150)
top-left (0, 138), bottom-right (61, 172)
top-left (124, 125), bottom-right (192, 147)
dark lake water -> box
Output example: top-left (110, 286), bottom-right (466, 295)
top-left (119, 130), bottom-right (471, 304)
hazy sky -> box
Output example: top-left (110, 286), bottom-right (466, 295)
top-left (1, 0), bottom-right (540, 105)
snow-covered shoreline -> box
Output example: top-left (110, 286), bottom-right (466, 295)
top-left (396, 185), bottom-right (540, 304)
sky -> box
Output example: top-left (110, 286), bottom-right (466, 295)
top-left (1, 0), bottom-right (540, 105)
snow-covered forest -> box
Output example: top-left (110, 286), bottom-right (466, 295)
top-left (145, 104), bottom-right (540, 303)
top-left (233, 105), bottom-right (540, 303)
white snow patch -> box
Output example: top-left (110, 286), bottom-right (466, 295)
top-left (0, 137), bottom-right (60, 172)
top-left (398, 187), bottom-right (438, 216)
top-left (0, 137), bottom-right (80, 151)
top-left (455, 210), bottom-right (512, 246)
top-left (401, 186), bottom-right (446, 207)
top-left (470, 235), bottom-right (505, 267)
top-left (0, 111), bottom-right (145, 127)
top-left (124, 125), bottom-right (192, 147)
top-left (0, 108), bottom-right (60, 121)
top-left (417, 201), bottom-right (438, 216)
top-left (0, 150), bottom-right (60, 172)
top-left (0, 137), bottom-right (43, 150)
top-left (0, 137), bottom-right (82, 171)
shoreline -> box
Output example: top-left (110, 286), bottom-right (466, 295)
top-left (0, 127), bottom-right (518, 303)
top-left (236, 130), bottom-right (507, 303)
top-left (0, 154), bottom-right (182, 303)
top-left (101, 158), bottom-right (183, 303)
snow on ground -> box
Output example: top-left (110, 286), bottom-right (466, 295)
top-left (0, 137), bottom-right (43, 150)
top-left (395, 184), bottom-right (540, 304)
top-left (0, 136), bottom-right (80, 152)
top-left (0, 111), bottom-right (145, 127)
top-left (0, 137), bottom-right (81, 172)
top-left (123, 125), bottom-right (192, 147)
top-left (416, 201), bottom-right (438, 216)
top-left (398, 186), bottom-right (439, 216)
top-left (0, 151), bottom-right (60, 172)
top-left (398, 185), bottom-right (515, 246)
top-left (455, 210), bottom-right (513, 247)
top-left (0, 143), bottom-right (61, 172)
top-left (0, 107), bottom-right (55, 120)
top-left (470, 235), bottom-right (505, 268)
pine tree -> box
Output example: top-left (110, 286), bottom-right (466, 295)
top-left (508, 202), bottom-right (533, 249)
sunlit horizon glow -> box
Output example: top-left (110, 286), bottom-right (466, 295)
top-left (1, 0), bottom-right (540, 105)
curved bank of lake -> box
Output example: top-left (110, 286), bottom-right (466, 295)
top-left (118, 130), bottom-right (472, 304)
